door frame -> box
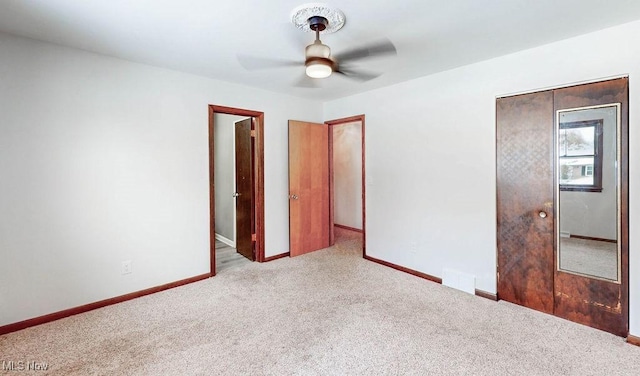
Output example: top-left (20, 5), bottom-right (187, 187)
top-left (326, 114), bottom-right (367, 256)
top-left (209, 105), bottom-right (265, 275)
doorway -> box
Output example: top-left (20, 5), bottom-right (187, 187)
top-left (287, 114), bottom-right (367, 258)
top-left (208, 105), bottom-right (265, 276)
top-left (327, 115), bottom-right (366, 256)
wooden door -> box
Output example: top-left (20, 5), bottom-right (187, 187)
top-left (496, 78), bottom-right (628, 337)
top-left (288, 120), bottom-right (330, 257)
top-left (553, 78), bottom-right (628, 336)
top-left (235, 118), bottom-right (254, 261)
top-left (496, 91), bottom-right (555, 314)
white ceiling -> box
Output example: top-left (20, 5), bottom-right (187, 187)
top-left (2, 0), bottom-right (640, 101)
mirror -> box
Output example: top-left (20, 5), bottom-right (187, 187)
top-left (556, 104), bottom-right (620, 282)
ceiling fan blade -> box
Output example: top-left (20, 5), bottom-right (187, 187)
top-left (334, 38), bottom-right (397, 63)
top-left (293, 72), bottom-right (321, 88)
top-left (237, 54), bottom-right (301, 71)
top-left (334, 68), bottom-right (381, 82)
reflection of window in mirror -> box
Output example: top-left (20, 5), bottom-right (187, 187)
top-left (558, 119), bottom-right (603, 192)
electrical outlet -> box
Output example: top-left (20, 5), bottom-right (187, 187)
top-left (121, 260), bottom-right (132, 275)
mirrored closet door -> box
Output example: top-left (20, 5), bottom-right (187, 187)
top-left (497, 78), bottom-right (628, 337)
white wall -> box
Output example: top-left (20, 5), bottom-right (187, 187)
top-left (0, 32), bottom-right (322, 326)
top-left (213, 114), bottom-right (248, 244)
top-left (324, 20), bottom-right (640, 337)
top-left (333, 121), bottom-right (362, 230)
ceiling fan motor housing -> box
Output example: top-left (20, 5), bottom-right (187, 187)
top-left (308, 16), bottom-right (328, 31)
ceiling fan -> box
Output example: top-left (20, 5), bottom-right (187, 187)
top-left (237, 6), bottom-right (397, 87)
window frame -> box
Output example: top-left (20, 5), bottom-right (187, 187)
top-left (558, 119), bottom-right (603, 193)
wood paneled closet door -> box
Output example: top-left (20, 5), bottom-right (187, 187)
top-left (496, 78), bottom-right (629, 337)
top-left (553, 78), bottom-right (628, 336)
top-left (497, 90), bottom-right (555, 314)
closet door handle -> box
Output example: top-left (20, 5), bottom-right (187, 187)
top-left (538, 211), bottom-right (547, 218)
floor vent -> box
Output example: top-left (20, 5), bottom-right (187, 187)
top-left (442, 268), bottom-right (475, 295)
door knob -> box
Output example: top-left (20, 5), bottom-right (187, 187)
top-left (539, 211), bottom-right (547, 218)
top-left (232, 192), bottom-right (241, 197)
top-left (290, 194), bottom-right (299, 200)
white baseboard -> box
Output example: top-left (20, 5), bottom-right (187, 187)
top-left (215, 233), bottom-right (236, 248)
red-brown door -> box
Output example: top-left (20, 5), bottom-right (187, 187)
top-left (496, 78), bottom-right (628, 337)
top-left (553, 78), bottom-right (628, 336)
top-left (235, 118), bottom-right (254, 260)
top-left (288, 120), bottom-right (330, 257)
top-left (496, 90), bottom-right (555, 314)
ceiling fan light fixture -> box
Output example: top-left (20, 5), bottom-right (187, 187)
top-left (305, 59), bottom-right (332, 78)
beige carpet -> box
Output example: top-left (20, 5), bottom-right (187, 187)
top-left (1, 228), bottom-right (639, 375)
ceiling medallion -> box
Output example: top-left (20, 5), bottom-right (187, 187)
top-left (290, 3), bottom-right (345, 34)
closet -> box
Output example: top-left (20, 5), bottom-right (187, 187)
top-left (496, 78), bottom-right (628, 336)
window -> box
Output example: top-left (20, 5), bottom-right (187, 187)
top-left (558, 119), bottom-right (603, 192)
